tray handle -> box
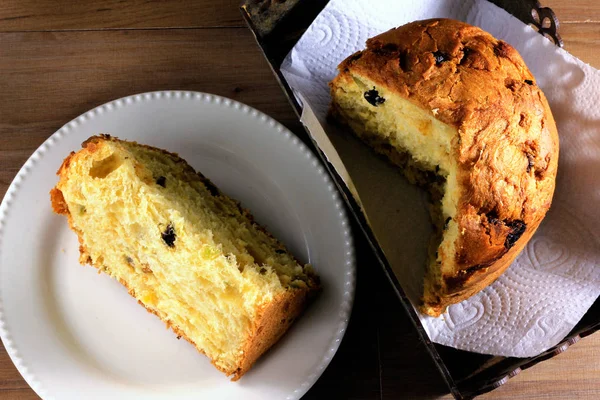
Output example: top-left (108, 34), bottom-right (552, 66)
top-left (242, 0), bottom-right (562, 47)
top-left (489, 0), bottom-right (563, 46)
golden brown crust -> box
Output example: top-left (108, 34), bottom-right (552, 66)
top-left (50, 187), bottom-right (69, 215)
top-left (234, 284), bottom-right (314, 380)
top-left (82, 134), bottom-right (183, 162)
top-left (330, 19), bottom-right (559, 316)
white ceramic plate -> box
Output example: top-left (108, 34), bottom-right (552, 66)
top-left (0, 91), bottom-right (355, 400)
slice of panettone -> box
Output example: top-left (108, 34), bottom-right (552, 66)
top-left (50, 134), bottom-right (319, 379)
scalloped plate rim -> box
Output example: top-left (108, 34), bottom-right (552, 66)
top-left (0, 90), bottom-right (356, 400)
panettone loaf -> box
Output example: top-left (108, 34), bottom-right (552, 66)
top-left (329, 19), bottom-right (558, 317)
top-left (50, 135), bottom-right (319, 379)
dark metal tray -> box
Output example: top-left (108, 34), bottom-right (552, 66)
top-left (240, 1), bottom-right (598, 398)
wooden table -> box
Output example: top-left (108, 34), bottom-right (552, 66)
top-left (0, 1), bottom-right (598, 399)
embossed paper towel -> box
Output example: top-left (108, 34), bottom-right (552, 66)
top-left (281, 0), bottom-right (600, 357)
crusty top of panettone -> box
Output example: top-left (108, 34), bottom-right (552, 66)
top-left (334, 19), bottom-right (559, 315)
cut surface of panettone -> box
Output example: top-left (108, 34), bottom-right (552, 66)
top-left (50, 135), bottom-right (319, 379)
top-left (329, 19), bottom-right (558, 317)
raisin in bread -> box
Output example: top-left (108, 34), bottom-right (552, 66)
top-left (50, 135), bottom-right (319, 379)
top-left (329, 19), bottom-right (558, 317)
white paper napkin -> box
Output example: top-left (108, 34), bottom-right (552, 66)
top-left (281, 0), bottom-right (600, 357)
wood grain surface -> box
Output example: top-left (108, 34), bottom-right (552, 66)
top-left (0, 0), bottom-right (244, 30)
top-left (0, 1), bottom-right (598, 399)
top-left (544, 0), bottom-right (600, 23)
